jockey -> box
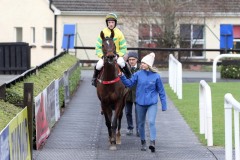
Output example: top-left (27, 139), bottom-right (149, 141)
top-left (92, 13), bottom-right (131, 87)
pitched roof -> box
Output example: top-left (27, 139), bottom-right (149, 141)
top-left (52, 0), bottom-right (240, 15)
top-left (178, 0), bottom-right (240, 13)
top-left (52, 0), bottom-right (135, 12)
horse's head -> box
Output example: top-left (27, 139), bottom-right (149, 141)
top-left (101, 30), bottom-right (116, 64)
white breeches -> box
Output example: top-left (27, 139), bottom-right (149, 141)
top-left (96, 56), bottom-right (125, 70)
top-left (96, 59), bottom-right (104, 70)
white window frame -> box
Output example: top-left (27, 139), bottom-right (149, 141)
top-left (31, 27), bottom-right (36, 44)
top-left (43, 27), bottom-right (53, 45)
top-left (180, 24), bottom-right (205, 59)
top-left (15, 27), bottom-right (23, 42)
top-left (138, 24), bottom-right (159, 47)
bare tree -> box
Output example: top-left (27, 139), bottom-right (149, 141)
top-left (114, 0), bottom-right (184, 64)
top-left (109, 0), bottom-right (237, 64)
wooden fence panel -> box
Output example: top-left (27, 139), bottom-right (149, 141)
top-left (0, 42), bottom-right (31, 74)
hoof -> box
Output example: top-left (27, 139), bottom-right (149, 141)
top-left (116, 132), bottom-right (121, 144)
top-left (109, 144), bottom-right (117, 150)
top-left (116, 136), bottom-right (121, 144)
top-left (116, 140), bottom-right (121, 145)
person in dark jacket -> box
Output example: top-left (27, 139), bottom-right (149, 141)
top-left (125, 52), bottom-right (140, 137)
top-left (119, 52), bottom-right (167, 152)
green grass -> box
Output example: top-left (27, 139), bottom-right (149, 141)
top-left (165, 82), bottom-right (240, 147)
top-left (0, 100), bottom-right (22, 131)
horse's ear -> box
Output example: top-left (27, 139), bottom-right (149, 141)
top-left (100, 31), bottom-right (105, 40)
top-left (110, 29), bottom-right (114, 39)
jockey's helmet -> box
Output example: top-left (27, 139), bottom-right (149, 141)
top-left (106, 13), bottom-right (117, 28)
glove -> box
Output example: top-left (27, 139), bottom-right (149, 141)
top-left (118, 71), bottom-right (123, 76)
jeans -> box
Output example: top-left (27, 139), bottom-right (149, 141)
top-left (136, 103), bottom-right (157, 141)
top-left (125, 101), bottom-right (138, 131)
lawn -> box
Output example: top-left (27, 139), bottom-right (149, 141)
top-left (164, 82), bottom-right (240, 146)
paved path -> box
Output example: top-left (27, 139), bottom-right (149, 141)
top-left (0, 75), bottom-right (18, 85)
top-left (32, 70), bottom-right (226, 160)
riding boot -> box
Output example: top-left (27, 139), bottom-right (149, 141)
top-left (141, 140), bottom-right (147, 151)
top-left (92, 67), bottom-right (100, 87)
top-left (149, 140), bottom-right (155, 152)
top-left (121, 65), bottom-right (132, 79)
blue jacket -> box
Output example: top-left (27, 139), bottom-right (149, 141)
top-left (120, 70), bottom-right (167, 111)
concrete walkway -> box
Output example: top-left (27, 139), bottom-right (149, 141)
top-left (31, 70), bottom-right (226, 160)
top-left (0, 75), bottom-right (18, 85)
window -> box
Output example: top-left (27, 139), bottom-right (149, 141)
top-left (138, 24), bottom-right (161, 48)
top-left (31, 27), bottom-right (36, 44)
top-left (44, 27), bottom-right (52, 44)
top-left (233, 25), bottom-right (240, 53)
top-left (180, 24), bottom-right (204, 58)
top-left (15, 27), bottom-right (23, 42)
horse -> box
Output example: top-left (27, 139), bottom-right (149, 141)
top-left (96, 30), bottom-right (129, 150)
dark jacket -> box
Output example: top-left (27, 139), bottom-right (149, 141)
top-left (126, 63), bottom-right (140, 102)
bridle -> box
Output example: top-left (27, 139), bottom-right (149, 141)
top-left (102, 38), bottom-right (117, 64)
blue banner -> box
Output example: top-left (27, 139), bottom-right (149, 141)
top-left (62, 24), bottom-right (76, 49)
top-left (220, 24), bottom-right (233, 49)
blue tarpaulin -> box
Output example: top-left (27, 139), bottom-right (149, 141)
top-left (62, 24), bottom-right (76, 49)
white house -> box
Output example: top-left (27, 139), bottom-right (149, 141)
top-left (0, 0), bottom-right (61, 67)
top-left (1, 0), bottom-right (240, 66)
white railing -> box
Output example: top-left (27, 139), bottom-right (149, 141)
top-left (199, 80), bottom-right (213, 146)
top-left (224, 93), bottom-right (240, 160)
top-left (212, 54), bottom-right (240, 83)
top-left (168, 54), bottom-right (182, 99)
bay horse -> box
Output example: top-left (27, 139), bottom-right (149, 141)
top-left (96, 30), bottom-right (129, 150)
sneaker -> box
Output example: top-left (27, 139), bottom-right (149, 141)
top-left (141, 140), bottom-right (147, 151)
top-left (126, 129), bottom-right (133, 136)
top-left (149, 140), bottom-right (155, 153)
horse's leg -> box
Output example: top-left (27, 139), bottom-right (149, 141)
top-left (116, 111), bottom-right (123, 144)
top-left (107, 113), bottom-right (117, 150)
top-left (103, 106), bottom-right (112, 144)
top-left (111, 114), bottom-right (117, 144)
top-left (103, 105), bottom-right (117, 150)
top-left (116, 90), bottom-right (128, 144)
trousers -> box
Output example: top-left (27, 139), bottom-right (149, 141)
top-left (136, 103), bottom-right (158, 141)
top-left (125, 101), bottom-right (138, 131)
